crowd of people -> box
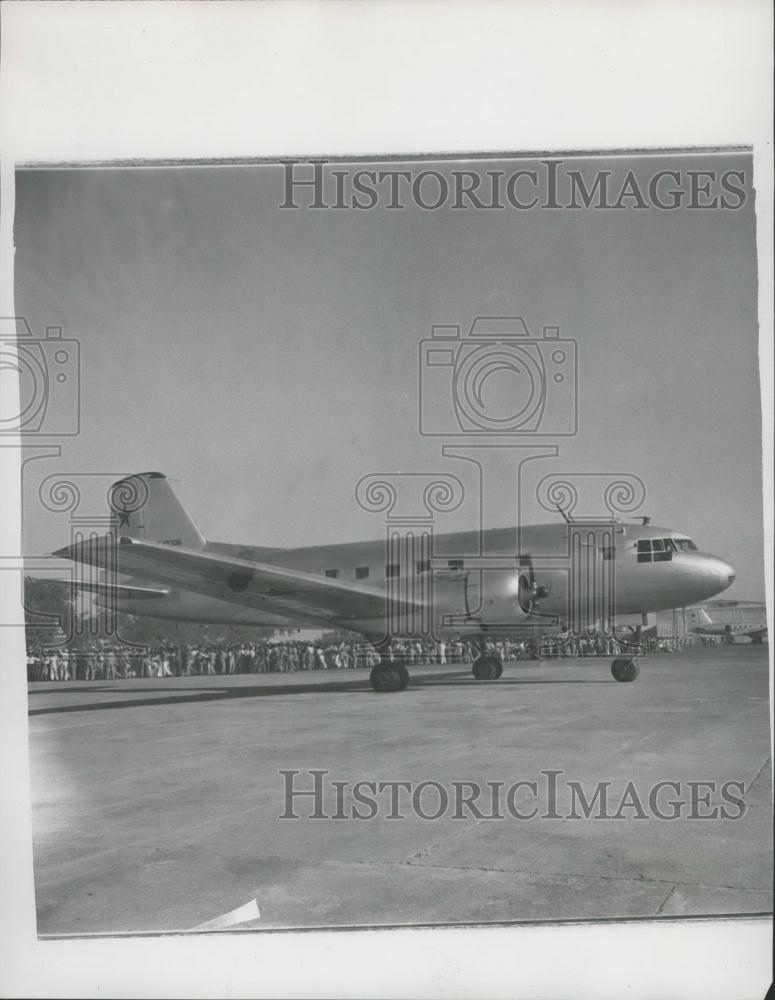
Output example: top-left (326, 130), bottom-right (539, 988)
top-left (25, 630), bottom-right (710, 682)
top-left (26, 638), bottom-right (478, 681)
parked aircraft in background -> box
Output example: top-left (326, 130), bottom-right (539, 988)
top-left (686, 602), bottom-right (767, 644)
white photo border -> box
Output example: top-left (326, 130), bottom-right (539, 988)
top-left (1, 2), bottom-right (772, 997)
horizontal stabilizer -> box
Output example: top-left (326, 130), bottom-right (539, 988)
top-left (43, 577), bottom-right (168, 601)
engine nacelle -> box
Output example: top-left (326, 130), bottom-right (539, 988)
top-left (468, 569), bottom-right (540, 625)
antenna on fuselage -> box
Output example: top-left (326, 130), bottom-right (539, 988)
top-left (641, 516), bottom-right (651, 526)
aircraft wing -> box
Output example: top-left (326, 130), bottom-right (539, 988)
top-left (54, 536), bottom-right (416, 626)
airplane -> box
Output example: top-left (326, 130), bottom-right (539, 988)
top-left (52, 471), bottom-right (737, 692)
top-left (686, 602), bottom-right (767, 644)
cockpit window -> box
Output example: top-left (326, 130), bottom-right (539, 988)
top-left (636, 537), bottom-right (677, 563)
top-left (673, 538), bottom-right (698, 551)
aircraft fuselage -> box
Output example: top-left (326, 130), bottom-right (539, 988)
top-left (103, 521), bottom-right (735, 638)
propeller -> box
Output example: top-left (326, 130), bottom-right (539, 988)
top-left (517, 554), bottom-right (549, 612)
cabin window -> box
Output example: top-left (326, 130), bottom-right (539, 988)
top-left (355, 566), bottom-right (370, 580)
top-left (385, 563), bottom-right (400, 578)
top-left (415, 559), bottom-right (431, 574)
top-left (325, 569), bottom-right (339, 579)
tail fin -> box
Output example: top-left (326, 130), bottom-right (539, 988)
top-left (687, 607), bottom-right (713, 627)
top-left (109, 472), bottom-right (205, 550)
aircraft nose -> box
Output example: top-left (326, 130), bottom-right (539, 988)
top-left (709, 557), bottom-right (736, 592)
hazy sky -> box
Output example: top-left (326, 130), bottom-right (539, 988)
top-left (13, 152), bottom-right (764, 599)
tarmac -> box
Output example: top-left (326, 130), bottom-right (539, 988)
top-left (27, 645), bottom-right (772, 936)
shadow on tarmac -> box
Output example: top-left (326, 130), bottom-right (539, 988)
top-left (28, 669), bottom-right (612, 716)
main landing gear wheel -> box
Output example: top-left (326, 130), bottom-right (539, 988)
top-left (611, 658), bottom-right (640, 682)
top-left (472, 656), bottom-right (502, 681)
top-left (369, 662), bottom-right (409, 693)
